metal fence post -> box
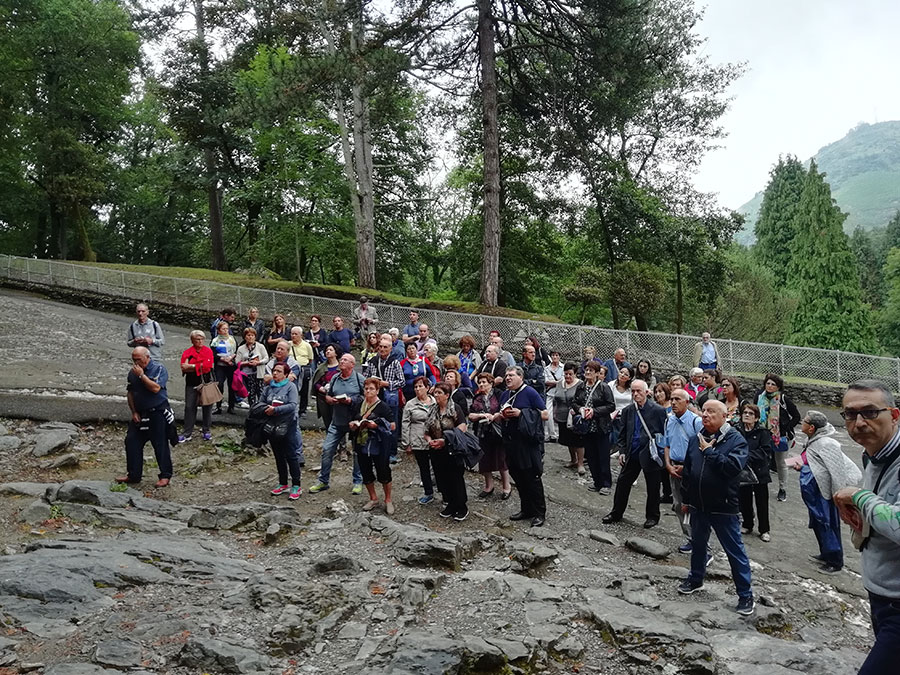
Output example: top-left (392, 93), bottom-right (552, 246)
top-left (837, 351), bottom-right (842, 384)
top-left (728, 340), bottom-right (734, 373)
top-left (780, 345), bottom-right (785, 376)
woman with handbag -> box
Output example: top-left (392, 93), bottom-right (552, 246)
top-left (737, 403), bottom-right (774, 542)
top-left (756, 373), bottom-right (801, 502)
top-left (426, 383), bottom-right (469, 521)
top-left (553, 363), bottom-right (584, 473)
top-left (179, 330), bottom-right (216, 442)
top-left (261, 362), bottom-right (303, 501)
top-left (470, 372), bottom-right (510, 499)
top-left (235, 327), bottom-right (268, 409)
top-left (786, 411), bottom-right (862, 573)
top-left (574, 362), bottom-right (616, 494)
top-left (350, 378), bottom-right (396, 514)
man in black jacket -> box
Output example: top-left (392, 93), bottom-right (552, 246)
top-left (602, 379), bottom-right (667, 528)
top-left (678, 400), bottom-right (755, 616)
top-left (519, 344), bottom-right (546, 396)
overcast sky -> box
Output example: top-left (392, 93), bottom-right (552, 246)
top-left (692, 0), bottom-right (900, 210)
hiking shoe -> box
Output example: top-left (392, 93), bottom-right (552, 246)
top-left (678, 542), bottom-right (693, 554)
top-left (736, 596), bottom-right (756, 615)
top-left (418, 494), bottom-right (435, 505)
top-left (351, 484), bottom-right (363, 495)
top-left (440, 504), bottom-right (454, 518)
top-left (777, 488), bottom-right (787, 502)
top-left (178, 434), bottom-right (192, 443)
top-left (819, 564), bottom-right (842, 575)
top-left (201, 432), bottom-right (212, 441)
top-left (271, 485), bottom-right (289, 496)
top-left (453, 508), bottom-right (469, 522)
top-left (678, 578), bottom-right (704, 595)
top-left (308, 482), bottom-right (329, 494)
top-left (289, 486), bottom-right (302, 500)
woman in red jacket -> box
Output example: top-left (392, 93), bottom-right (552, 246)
top-left (180, 330), bottom-right (215, 442)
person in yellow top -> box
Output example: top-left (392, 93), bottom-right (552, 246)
top-left (289, 326), bottom-right (315, 416)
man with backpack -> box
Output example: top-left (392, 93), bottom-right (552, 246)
top-left (309, 353), bottom-right (365, 494)
top-left (126, 303), bottom-right (165, 361)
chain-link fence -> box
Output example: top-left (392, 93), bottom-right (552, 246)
top-left (4, 254), bottom-right (898, 389)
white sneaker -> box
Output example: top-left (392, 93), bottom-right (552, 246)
top-left (236, 401), bottom-right (250, 409)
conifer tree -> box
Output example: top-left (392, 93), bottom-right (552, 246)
top-left (754, 156), bottom-right (806, 278)
top-left (786, 161), bottom-right (876, 352)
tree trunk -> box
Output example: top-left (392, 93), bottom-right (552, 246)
top-left (319, 6), bottom-right (376, 289)
top-left (49, 201), bottom-right (66, 260)
top-left (675, 260), bottom-right (683, 334)
top-left (349, 2), bottom-right (376, 289)
top-left (477, 0), bottom-right (500, 307)
top-left (195, 0), bottom-right (226, 270)
top-left (206, 148), bottom-right (226, 270)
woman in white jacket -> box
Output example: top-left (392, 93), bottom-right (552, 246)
top-left (787, 410), bottom-right (862, 574)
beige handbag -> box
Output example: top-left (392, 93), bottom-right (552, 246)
top-left (195, 371), bottom-right (223, 407)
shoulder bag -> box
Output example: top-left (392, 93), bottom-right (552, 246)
top-left (195, 371), bottom-right (223, 407)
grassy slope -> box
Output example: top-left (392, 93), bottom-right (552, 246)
top-left (69, 260), bottom-right (563, 323)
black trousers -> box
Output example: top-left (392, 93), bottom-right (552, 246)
top-left (584, 430), bottom-right (611, 489)
top-left (125, 408), bottom-right (172, 481)
top-left (413, 449), bottom-right (435, 496)
top-left (297, 367), bottom-right (311, 415)
top-left (739, 484), bottom-right (770, 534)
top-left (508, 464), bottom-right (546, 518)
top-left (432, 450), bottom-right (467, 513)
top-left (611, 455), bottom-right (662, 522)
top-left (215, 363), bottom-right (236, 410)
top-left (358, 449), bottom-right (392, 485)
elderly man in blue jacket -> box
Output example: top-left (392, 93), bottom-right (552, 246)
top-left (678, 399), bottom-right (756, 616)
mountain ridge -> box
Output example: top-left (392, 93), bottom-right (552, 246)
top-left (737, 120), bottom-right (900, 243)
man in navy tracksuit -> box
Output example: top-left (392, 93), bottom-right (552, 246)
top-left (678, 399), bottom-right (755, 616)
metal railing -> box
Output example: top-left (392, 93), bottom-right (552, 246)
top-left (3, 254), bottom-right (899, 389)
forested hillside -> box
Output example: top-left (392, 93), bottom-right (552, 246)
top-left (739, 121), bottom-right (900, 235)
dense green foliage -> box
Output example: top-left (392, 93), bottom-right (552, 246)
top-left (2, 0), bottom-right (898, 357)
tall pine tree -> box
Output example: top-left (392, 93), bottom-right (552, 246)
top-left (786, 161), bottom-right (876, 352)
top-left (754, 155), bottom-right (806, 278)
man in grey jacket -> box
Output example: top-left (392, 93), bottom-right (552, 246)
top-left (833, 380), bottom-right (900, 675)
top-left (127, 303), bottom-right (165, 361)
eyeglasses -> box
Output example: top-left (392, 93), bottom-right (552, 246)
top-left (840, 408), bottom-right (890, 421)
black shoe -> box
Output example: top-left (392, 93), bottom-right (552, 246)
top-left (587, 485), bottom-right (600, 492)
top-left (678, 578), bottom-right (704, 595)
top-left (439, 505), bottom-right (454, 518)
top-left (212, 408), bottom-right (222, 415)
top-left (509, 511), bottom-right (529, 521)
top-left (477, 488), bottom-right (494, 498)
top-left (601, 513), bottom-right (621, 525)
top-left (643, 519), bottom-right (659, 529)
top-left (530, 516), bottom-right (545, 527)
top-left (777, 488), bottom-right (787, 502)
top-left (453, 509), bottom-right (469, 522)
top-left (660, 495), bottom-right (674, 504)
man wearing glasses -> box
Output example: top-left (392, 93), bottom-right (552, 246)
top-left (833, 380), bottom-right (900, 675)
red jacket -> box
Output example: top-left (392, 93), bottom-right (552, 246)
top-left (181, 345), bottom-right (214, 376)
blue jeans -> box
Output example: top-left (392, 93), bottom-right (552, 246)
top-left (689, 509), bottom-right (753, 600)
top-left (318, 422), bottom-right (361, 486)
top-left (859, 593), bottom-right (900, 674)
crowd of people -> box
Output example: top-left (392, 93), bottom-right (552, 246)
top-left (118, 300), bottom-right (900, 648)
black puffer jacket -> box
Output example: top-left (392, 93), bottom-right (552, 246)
top-left (738, 424), bottom-right (773, 485)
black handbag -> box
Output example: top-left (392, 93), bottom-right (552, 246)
top-left (263, 419), bottom-right (291, 441)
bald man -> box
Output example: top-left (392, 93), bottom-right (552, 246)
top-left (678, 399), bottom-right (755, 616)
top-left (117, 347), bottom-right (173, 487)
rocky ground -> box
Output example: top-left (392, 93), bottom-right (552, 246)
top-left (0, 287), bottom-right (878, 674)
